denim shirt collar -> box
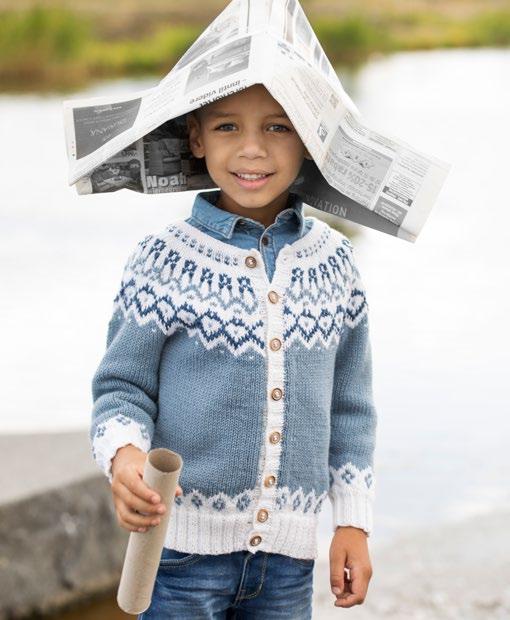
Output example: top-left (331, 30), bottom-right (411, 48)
top-left (190, 190), bottom-right (306, 239)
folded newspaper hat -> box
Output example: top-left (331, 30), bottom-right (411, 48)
top-left (63, 0), bottom-right (451, 242)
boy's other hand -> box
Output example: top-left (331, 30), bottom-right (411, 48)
top-left (329, 526), bottom-right (372, 608)
top-left (111, 444), bottom-right (183, 533)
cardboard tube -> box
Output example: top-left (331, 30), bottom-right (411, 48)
top-left (117, 448), bottom-right (183, 615)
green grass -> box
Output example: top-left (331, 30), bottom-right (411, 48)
top-left (85, 26), bottom-right (201, 76)
top-left (314, 15), bottom-right (392, 61)
top-left (0, 6), bottom-right (90, 85)
top-left (0, 6), bottom-right (89, 59)
top-left (468, 11), bottom-right (510, 46)
top-left (0, 4), bottom-right (508, 91)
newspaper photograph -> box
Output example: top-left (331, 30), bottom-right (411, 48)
top-left (62, 0), bottom-right (451, 242)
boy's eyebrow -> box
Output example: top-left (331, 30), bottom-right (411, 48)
top-left (205, 110), bottom-right (289, 119)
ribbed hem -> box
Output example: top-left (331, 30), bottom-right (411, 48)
top-left (328, 488), bottom-right (373, 536)
top-left (164, 507), bottom-right (320, 560)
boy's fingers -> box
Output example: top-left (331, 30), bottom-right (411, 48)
top-left (113, 497), bottom-right (148, 532)
top-left (117, 503), bottom-right (162, 528)
top-left (334, 565), bottom-right (369, 607)
top-left (114, 470), bottom-right (181, 507)
top-left (118, 517), bottom-right (146, 533)
top-left (115, 483), bottom-right (166, 515)
top-left (330, 552), bottom-right (346, 596)
top-left (123, 469), bottom-right (161, 504)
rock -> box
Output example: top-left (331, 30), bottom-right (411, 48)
top-left (0, 432), bottom-right (127, 618)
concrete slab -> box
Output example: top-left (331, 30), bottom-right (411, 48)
top-left (0, 431), bottom-right (98, 504)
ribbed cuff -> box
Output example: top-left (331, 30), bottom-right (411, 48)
top-left (328, 487), bottom-right (374, 537)
top-left (91, 414), bottom-right (151, 482)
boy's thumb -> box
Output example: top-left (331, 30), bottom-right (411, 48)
top-left (330, 572), bottom-right (344, 596)
top-left (331, 584), bottom-right (343, 596)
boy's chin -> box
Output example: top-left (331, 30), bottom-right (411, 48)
top-left (222, 186), bottom-right (288, 210)
top-left (219, 184), bottom-right (288, 209)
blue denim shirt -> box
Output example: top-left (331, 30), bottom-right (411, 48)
top-left (185, 190), bottom-right (313, 282)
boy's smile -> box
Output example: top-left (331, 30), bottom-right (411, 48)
top-left (187, 84), bottom-right (311, 227)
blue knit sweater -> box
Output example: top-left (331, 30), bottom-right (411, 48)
top-left (90, 190), bottom-right (377, 560)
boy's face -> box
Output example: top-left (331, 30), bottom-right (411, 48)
top-left (187, 84), bottom-right (310, 212)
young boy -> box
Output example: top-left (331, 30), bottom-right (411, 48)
top-left (91, 83), bottom-right (377, 618)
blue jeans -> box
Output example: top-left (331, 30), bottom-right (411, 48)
top-left (138, 546), bottom-right (315, 619)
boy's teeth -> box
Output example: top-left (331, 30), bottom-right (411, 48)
top-left (236, 173), bottom-right (268, 180)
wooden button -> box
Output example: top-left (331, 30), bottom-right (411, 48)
top-left (257, 509), bottom-right (269, 522)
top-left (250, 535), bottom-right (262, 546)
top-left (271, 387), bottom-right (283, 400)
top-left (245, 256), bottom-right (257, 268)
top-left (267, 290), bottom-right (279, 303)
top-left (264, 475), bottom-right (276, 487)
top-left (269, 338), bottom-right (281, 351)
top-left (269, 431), bottom-right (281, 444)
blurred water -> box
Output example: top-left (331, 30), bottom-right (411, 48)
top-left (1, 48), bottom-right (509, 551)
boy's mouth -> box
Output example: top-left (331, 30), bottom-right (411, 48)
top-left (231, 171), bottom-right (274, 190)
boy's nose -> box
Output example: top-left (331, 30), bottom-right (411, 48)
top-left (237, 133), bottom-right (268, 158)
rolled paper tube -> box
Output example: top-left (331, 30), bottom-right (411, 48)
top-left (117, 448), bottom-right (183, 615)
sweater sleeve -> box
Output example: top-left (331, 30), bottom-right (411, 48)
top-left (328, 241), bottom-right (377, 536)
top-left (90, 234), bottom-right (167, 482)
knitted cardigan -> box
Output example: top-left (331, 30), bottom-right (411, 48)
top-left (90, 193), bottom-right (377, 560)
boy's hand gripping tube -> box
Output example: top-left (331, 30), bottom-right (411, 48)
top-left (117, 448), bottom-right (183, 614)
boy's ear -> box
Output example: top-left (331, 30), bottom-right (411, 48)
top-left (186, 112), bottom-right (205, 159)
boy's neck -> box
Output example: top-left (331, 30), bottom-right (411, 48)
top-left (216, 190), bottom-right (291, 230)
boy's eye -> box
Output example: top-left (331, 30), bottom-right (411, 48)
top-left (271, 125), bottom-right (290, 133)
top-left (215, 123), bottom-right (236, 131)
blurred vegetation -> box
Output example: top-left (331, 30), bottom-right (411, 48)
top-left (0, 2), bottom-right (509, 91)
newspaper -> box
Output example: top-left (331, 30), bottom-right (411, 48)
top-left (62, 0), bottom-right (451, 242)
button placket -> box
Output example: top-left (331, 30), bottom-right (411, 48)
top-left (242, 248), bottom-right (291, 552)
top-left (246, 250), bottom-right (289, 552)
top-left (241, 250), bottom-right (269, 549)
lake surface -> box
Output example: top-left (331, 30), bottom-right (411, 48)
top-left (1, 48), bottom-right (509, 553)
